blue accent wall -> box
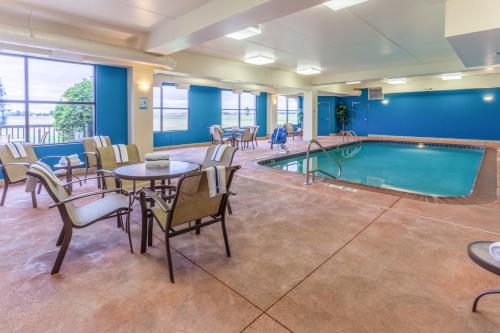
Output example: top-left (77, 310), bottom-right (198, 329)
top-left (154, 86), bottom-right (268, 147)
top-left (95, 65), bottom-right (128, 144)
top-left (337, 88), bottom-right (500, 140)
top-left (317, 96), bottom-right (337, 135)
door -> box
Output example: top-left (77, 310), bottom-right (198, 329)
top-left (317, 102), bottom-right (331, 136)
top-left (349, 102), bottom-right (368, 136)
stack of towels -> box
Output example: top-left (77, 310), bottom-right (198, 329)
top-left (489, 242), bottom-right (500, 261)
top-left (58, 154), bottom-right (81, 166)
top-left (145, 152), bottom-right (170, 168)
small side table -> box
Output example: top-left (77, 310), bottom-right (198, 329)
top-left (53, 162), bottom-right (85, 194)
top-left (467, 241), bottom-right (500, 312)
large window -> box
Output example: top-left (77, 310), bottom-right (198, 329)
top-left (277, 95), bottom-right (298, 125)
top-left (221, 90), bottom-right (256, 128)
top-left (0, 53), bottom-right (94, 144)
top-left (153, 84), bottom-right (189, 132)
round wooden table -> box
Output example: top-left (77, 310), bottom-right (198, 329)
top-left (467, 241), bottom-right (500, 312)
top-left (113, 161), bottom-right (200, 253)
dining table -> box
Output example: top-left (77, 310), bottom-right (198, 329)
top-left (223, 128), bottom-right (243, 147)
top-left (113, 160), bottom-right (200, 253)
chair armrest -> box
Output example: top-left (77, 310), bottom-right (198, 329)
top-left (49, 188), bottom-right (131, 208)
top-left (62, 174), bottom-right (115, 187)
top-left (0, 162), bottom-right (31, 168)
top-left (38, 155), bottom-right (70, 166)
top-left (139, 188), bottom-right (171, 212)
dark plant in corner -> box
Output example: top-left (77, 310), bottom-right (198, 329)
top-left (336, 103), bottom-right (349, 133)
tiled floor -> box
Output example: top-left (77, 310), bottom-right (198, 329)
top-left (1, 136), bottom-right (500, 332)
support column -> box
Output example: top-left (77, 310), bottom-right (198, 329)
top-left (267, 93), bottom-right (278, 136)
top-left (302, 90), bottom-right (318, 141)
top-left (128, 64), bottom-right (154, 156)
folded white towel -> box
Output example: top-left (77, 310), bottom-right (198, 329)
top-left (211, 144), bottom-right (228, 162)
top-left (489, 242), bottom-right (500, 261)
top-left (30, 162), bottom-right (61, 186)
top-left (144, 152), bottom-right (170, 161)
top-left (93, 136), bottom-right (109, 147)
top-left (6, 143), bottom-right (27, 159)
top-left (112, 144), bottom-right (129, 163)
top-left (145, 160), bottom-right (170, 169)
top-left (204, 166), bottom-right (227, 198)
top-left (59, 154), bottom-right (82, 166)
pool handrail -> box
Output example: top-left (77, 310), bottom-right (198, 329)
top-left (304, 139), bottom-right (342, 185)
top-left (342, 130), bottom-right (360, 144)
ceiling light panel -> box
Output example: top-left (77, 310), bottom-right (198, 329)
top-left (324, 0), bottom-right (368, 11)
top-left (226, 26), bottom-right (261, 40)
top-left (244, 55), bottom-right (275, 65)
top-left (296, 67), bottom-right (321, 75)
top-left (346, 81), bottom-right (361, 85)
top-left (440, 73), bottom-right (462, 80)
top-left (387, 78), bottom-right (407, 85)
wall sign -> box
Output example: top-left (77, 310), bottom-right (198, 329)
top-left (139, 97), bottom-right (148, 111)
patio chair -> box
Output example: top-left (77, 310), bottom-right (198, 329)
top-left (82, 136), bottom-right (111, 185)
top-left (139, 165), bottom-right (240, 282)
top-left (235, 127), bottom-right (255, 150)
top-left (210, 126), bottom-right (231, 145)
top-left (95, 144), bottom-right (142, 191)
top-left (26, 162), bottom-right (133, 274)
top-left (284, 123), bottom-right (301, 140)
top-left (269, 127), bottom-right (287, 149)
top-left (0, 143), bottom-right (69, 207)
top-left (251, 125), bottom-right (260, 147)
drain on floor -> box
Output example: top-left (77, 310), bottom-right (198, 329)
top-left (325, 183), bottom-right (358, 192)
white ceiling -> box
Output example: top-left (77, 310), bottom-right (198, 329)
top-left (189, 0), bottom-right (460, 76)
top-left (0, 0), bottom-right (468, 83)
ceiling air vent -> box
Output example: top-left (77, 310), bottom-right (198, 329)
top-left (368, 87), bottom-right (384, 100)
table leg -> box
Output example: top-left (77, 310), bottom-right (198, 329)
top-left (140, 192), bottom-right (148, 253)
top-left (472, 289), bottom-right (500, 312)
top-left (148, 180), bottom-right (155, 247)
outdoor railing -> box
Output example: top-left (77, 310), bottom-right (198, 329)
top-left (0, 125), bottom-right (63, 144)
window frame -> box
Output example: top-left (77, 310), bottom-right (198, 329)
top-left (0, 52), bottom-right (96, 145)
top-left (221, 90), bottom-right (257, 128)
top-left (277, 95), bottom-right (299, 125)
top-left (153, 83), bottom-right (189, 132)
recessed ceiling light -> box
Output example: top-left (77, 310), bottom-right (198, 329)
top-left (345, 81), bottom-right (361, 85)
top-left (483, 95), bottom-right (494, 102)
top-left (324, 0), bottom-right (368, 11)
top-left (296, 67), bottom-right (321, 75)
top-left (440, 73), bottom-right (462, 80)
top-left (226, 26), bottom-right (261, 40)
top-left (244, 55), bottom-right (275, 65)
top-left (387, 78), bottom-right (407, 85)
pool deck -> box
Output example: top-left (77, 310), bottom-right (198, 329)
top-left (1, 135), bottom-right (500, 332)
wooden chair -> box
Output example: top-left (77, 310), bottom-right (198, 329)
top-left (26, 162), bottom-right (133, 274)
top-left (235, 127), bottom-right (255, 150)
top-left (82, 136), bottom-right (111, 186)
top-left (140, 165), bottom-right (240, 282)
top-left (0, 143), bottom-right (69, 207)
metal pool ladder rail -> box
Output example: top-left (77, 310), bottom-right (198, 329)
top-left (342, 130), bottom-right (360, 143)
top-left (305, 139), bottom-right (342, 185)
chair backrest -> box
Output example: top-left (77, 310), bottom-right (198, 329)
top-left (284, 123), bottom-right (294, 135)
top-left (241, 127), bottom-right (253, 141)
top-left (0, 143), bottom-right (38, 183)
top-left (252, 126), bottom-right (260, 140)
top-left (96, 144), bottom-right (141, 170)
top-left (211, 126), bottom-right (224, 142)
top-left (270, 127), bottom-right (287, 144)
top-left (27, 162), bottom-right (70, 203)
top-left (82, 136), bottom-right (111, 167)
top-left (201, 145), bottom-right (237, 169)
top-left (169, 165), bottom-right (240, 228)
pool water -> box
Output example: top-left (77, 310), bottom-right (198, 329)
top-left (260, 141), bottom-right (484, 197)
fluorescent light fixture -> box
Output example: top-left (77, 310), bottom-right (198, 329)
top-left (346, 81), bottom-right (361, 85)
top-left (381, 99), bottom-right (389, 105)
top-left (296, 67), bottom-right (321, 75)
top-left (324, 0), bottom-right (368, 11)
top-left (440, 72), bottom-right (462, 80)
top-left (387, 78), bottom-right (407, 85)
top-left (244, 55), bottom-right (275, 65)
top-left (483, 95), bottom-right (494, 102)
top-left (226, 26), bottom-right (261, 40)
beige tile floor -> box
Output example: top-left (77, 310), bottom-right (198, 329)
top-left (1, 135), bottom-right (500, 332)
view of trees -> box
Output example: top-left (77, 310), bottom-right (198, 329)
top-left (53, 78), bottom-right (93, 142)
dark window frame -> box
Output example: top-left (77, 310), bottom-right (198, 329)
top-left (221, 90), bottom-right (257, 128)
top-left (153, 83), bottom-right (189, 132)
top-left (277, 95), bottom-right (299, 125)
top-left (0, 52), bottom-right (96, 145)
